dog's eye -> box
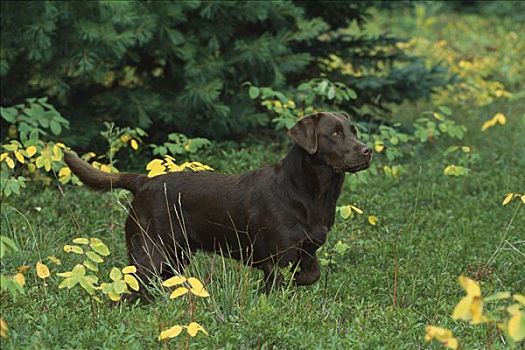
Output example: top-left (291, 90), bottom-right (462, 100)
top-left (331, 131), bottom-right (340, 137)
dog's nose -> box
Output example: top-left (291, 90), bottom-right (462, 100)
top-left (360, 146), bottom-right (372, 156)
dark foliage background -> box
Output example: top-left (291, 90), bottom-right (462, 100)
top-left (1, 1), bottom-right (450, 147)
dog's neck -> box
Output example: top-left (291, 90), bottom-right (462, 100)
top-left (282, 144), bottom-right (345, 203)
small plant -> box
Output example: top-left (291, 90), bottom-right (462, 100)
top-left (158, 276), bottom-right (210, 343)
top-left (413, 106), bottom-right (467, 143)
top-left (247, 78), bottom-right (357, 130)
top-left (99, 122), bottom-right (147, 162)
top-left (425, 275), bottom-right (525, 349)
top-left (150, 133), bottom-right (211, 157)
top-left (57, 237), bottom-right (140, 302)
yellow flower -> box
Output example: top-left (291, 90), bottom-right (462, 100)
top-left (425, 325), bottom-right (459, 350)
top-left (452, 275), bottom-right (488, 324)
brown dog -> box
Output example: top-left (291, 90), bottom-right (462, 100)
top-left (64, 112), bottom-right (371, 295)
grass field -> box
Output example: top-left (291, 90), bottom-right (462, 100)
top-left (2, 5), bottom-right (525, 350)
top-left (1, 98), bottom-right (524, 349)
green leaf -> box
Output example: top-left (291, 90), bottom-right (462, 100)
top-left (438, 105), bottom-right (452, 116)
top-left (100, 283), bottom-right (113, 294)
top-left (340, 205), bottom-right (352, 219)
top-left (485, 291), bottom-right (511, 302)
top-left (49, 120), bottom-right (62, 135)
top-left (1, 107), bottom-right (17, 122)
top-left (248, 86), bottom-right (260, 99)
top-left (85, 251), bottom-right (103, 263)
top-left (83, 259), bottom-right (99, 272)
top-left (110, 267), bottom-right (122, 281)
top-left (113, 279), bottom-right (127, 294)
top-left (72, 237), bottom-right (90, 245)
top-left (347, 89), bottom-right (357, 99)
top-left (71, 264), bottom-right (86, 278)
top-left (58, 277), bottom-right (77, 289)
top-left (0, 235), bottom-right (18, 259)
top-left (90, 241), bottom-right (110, 256)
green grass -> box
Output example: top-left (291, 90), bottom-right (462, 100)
top-left (1, 97), bottom-right (524, 349)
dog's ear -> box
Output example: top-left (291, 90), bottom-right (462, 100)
top-left (288, 113), bottom-right (319, 155)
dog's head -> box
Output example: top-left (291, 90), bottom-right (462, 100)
top-left (288, 112), bottom-right (372, 173)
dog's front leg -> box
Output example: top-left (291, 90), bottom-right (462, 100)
top-left (261, 261), bottom-right (283, 293)
top-left (294, 241), bottom-right (321, 286)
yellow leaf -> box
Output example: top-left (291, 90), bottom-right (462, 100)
top-left (458, 275), bottom-right (481, 297)
top-left (100, 164), bottom-right (112, 173)
top-left (146, 159), bottom-right (166, 177)
top-left (55, 142), bottom-right (66, 148)
top-left (36, 261), bottom-right (50, 279)
top-left (374, 141), bottom-right (384, 153)
top-left (5, 156), bottom-right (15, 169)
top-left (17, 265), bottom-right (30, 273)
top-left (47, 256), bottom-right (61, 265)
top-left (340, 205), bottom-right (352, 219)
top-left (63, 244), bottom-right (84, 254)
top-left (188, 277), bottom-right (210, 298)
top-left (513, 294), bottom-right (525, 306)
top-left (425, 325), bottom-right (458, 350)
top-left (120, 134), bottom-right (131, 143)
top-left (494, 112), bottom-right (507, 125)
top-left (14, 151), bottom-right (25, 163)
top-left (432, 112), bottom-right (444, 121)
top-left (461, 146), bottom-right (470, 153)
top-left (368, 215), bottom-right (378, 225)
top-left (72, 237), bottom-right (90, 245)
top-left (162, 276), bottom-right (187, 287)
top-left (0, 318), bottom-right (7, 338)
top-left (521, 195), bottom-right (525, 204)
top-left (122, 265), bottom-right (137, 274)
top-left (0, 153), bottom-right (8, 162)
top-left (452, 296), bottom-right (472, 321)
top-left (508, 303), bottom-right (522, 315)
top-left (108, 291), bottom-right (121, 302)
top-left (481, 119), bottom-right (495, 131)
top-left (349, 205), bottom-right (363, 215)
top-left (186, 322), bottom-right (208, 337)
top-left (169, 287), bottom-right (189, 299)
top-left (13, 273), bottom-right (25, 287)
top-left (158, 325), bottom-right (183, 341)
top-left (508, 311), bottom-right (525, 342)
top-left (130, 139), bottom-right (139, 150)
top-left (58, 167), bottom-right (71, 178)
top-left (470, 297), bottom-right (488, 324)
top-left (502, 193), bottom-right (514, 206)
top-left (44, 158), bottom-right (51, 171)
top-left (124, 274), bottom-right (140, 291)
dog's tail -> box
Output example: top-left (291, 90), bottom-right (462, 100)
top-left (64, 152), bottom-right (147, 194)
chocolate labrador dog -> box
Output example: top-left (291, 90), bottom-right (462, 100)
top-left (64, 112), bottom-right (371, 295)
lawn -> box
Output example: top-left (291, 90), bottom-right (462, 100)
top-left (1, 4), bottom-right (524, 350)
